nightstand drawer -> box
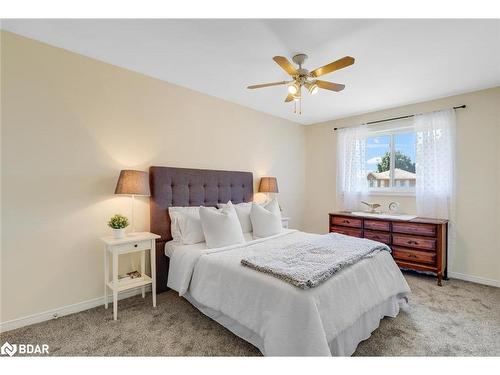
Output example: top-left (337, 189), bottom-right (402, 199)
top-left (114, 240), bottom-right (151, 254)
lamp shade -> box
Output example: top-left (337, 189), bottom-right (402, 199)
top-left (258, 177), bottom-right (279, 193)
top-left (114, 170), bottom-right (150, 196)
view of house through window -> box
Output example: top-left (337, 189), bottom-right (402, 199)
top-left (366, 131), bottom-right (416, 191)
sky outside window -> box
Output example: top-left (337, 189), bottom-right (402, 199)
top-left (366, 135), bottom-right (390, 172)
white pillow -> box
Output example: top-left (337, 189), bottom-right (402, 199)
top-left (168, 206), bottom-right (214, 245)
top-left (250, 199), bottom-right (282, 238)
top-left (217, 201), bottom-right (253, 233)
top-left (200, 202), bottom-right (245, 248)
top-left (169, 206), bottom-right (195, 241)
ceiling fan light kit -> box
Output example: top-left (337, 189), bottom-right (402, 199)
top-left (247, 53), bottom-right (355, 115)
top-left (305, 82), bottom-right (319, 95)
top-left (288, 83), bottom-right (299, 95)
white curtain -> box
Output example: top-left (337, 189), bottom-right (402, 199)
top-left (336, 125), bottom-right (370, 210)
top-left (414, 109), bottom-right (456, 219)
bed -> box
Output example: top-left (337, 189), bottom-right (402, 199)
top-left (150, 166), bottom-right (410, 356)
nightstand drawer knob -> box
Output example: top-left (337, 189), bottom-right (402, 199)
top-left (134, 244), bottom-right (138, 248)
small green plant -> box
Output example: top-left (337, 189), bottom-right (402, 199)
top-left (108, 214), bottom-right (129, 229)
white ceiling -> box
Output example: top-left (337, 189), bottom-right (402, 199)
top-left (2, 19), bottom-right (499, 125)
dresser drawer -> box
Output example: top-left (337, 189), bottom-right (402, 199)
top-left (392, 234), bottom-right (436, 251)
top-left (364, 219), bottom-right (390, 232)
top-left (393, 246), bottom-right (436, 265)
top-left (364, 230), bottom-right (391, 244)
top-left (392, 222), bottom-right (436, 237)
top-left (114, 240), bottom-right (151, 254)
top-left (330, 226), bottom-right (362, 238)
top-left (330, 216), bottom-right (362, 228)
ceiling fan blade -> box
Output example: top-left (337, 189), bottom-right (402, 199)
top-left (310, 56), bottom-right (355, 78)
top-left (285, 94), bottom-right (295, 102)
top-left (273, 56), bottom-right (298, 76)
top-left (247, 80), bottom-right (290, 89)
top-left (316, 80), bottom-right (346, 92)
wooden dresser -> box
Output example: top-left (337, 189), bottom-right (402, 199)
top-left (329, 212), bottom-right (448, 285)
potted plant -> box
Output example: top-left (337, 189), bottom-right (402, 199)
top-left (108, 214), bottom-right (129, 239)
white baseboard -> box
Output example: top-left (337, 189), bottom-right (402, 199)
top-left (448, 272), bottom-right (500, 288)
top-left (0, 286), bottom-right (152, 333)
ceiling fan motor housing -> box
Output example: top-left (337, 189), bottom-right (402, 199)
top-left (297, 68), bottom-right (309, 77)
top-left (292, 53), bottom-right (308, 67)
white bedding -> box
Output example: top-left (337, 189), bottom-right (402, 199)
top-left (165, 232), bottom-right (256, 257)
top-left (167, 230), bottom-right (410, 356)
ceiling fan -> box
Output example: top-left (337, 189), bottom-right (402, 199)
top-left (247, 53), bottom-right (355, 114)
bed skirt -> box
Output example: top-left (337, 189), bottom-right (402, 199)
top-left (184, 292), bottom-right (408, 356)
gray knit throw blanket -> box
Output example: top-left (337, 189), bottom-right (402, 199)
top-left (241, 233), bottom-right (390, 289)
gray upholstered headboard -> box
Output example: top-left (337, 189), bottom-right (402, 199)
top-left (149, 166), bottom-right (254, 292)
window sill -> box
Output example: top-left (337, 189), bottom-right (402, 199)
top-left (367, 190), bottom-right (416, 197)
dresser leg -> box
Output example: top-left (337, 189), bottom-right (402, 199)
top-left (437, 272), bottom-right (443, 286)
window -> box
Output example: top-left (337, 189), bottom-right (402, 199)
top-left (337, 109), bottom-right (454, 214)
top-left (365, 131), bottom-right (416, 193)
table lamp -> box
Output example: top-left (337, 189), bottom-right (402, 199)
top-left (258, 176), bottom-right (279, 203)
top-left (114, 170), bottom-right (150, 233)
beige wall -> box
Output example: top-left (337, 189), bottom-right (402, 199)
top-left (0, 31), bottom-right (306, 322)
top-left (304, 87), bottom-right (500, 283)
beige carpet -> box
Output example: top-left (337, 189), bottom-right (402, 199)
top-left (2, 272), bottom-right (499, 356)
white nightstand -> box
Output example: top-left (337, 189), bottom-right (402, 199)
top-left (101, 232), bottom-right (161, 320)
top-left (281, 217), bottom-right (291, 229)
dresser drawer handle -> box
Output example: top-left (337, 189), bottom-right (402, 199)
top-left (342, 220), bottom-right (350, 224)
top-left (407, 240), bottom-right (418, 245)
top-left (134, 244), bottom-right (138, 248)
top-left (408, 254), bottom-right (418, 258)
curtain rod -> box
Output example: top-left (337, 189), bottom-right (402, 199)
top-left (333, 105), bottom-right (466, 131)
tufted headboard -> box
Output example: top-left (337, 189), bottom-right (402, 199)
top-left (149, 166), bottom-right (254, 292)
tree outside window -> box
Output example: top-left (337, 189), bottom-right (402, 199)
top-left (366, 132), bottom-right (416, 191)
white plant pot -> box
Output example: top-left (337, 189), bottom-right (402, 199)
top-left (113, 228), bottom-right (125, 239)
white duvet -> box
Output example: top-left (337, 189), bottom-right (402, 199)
top-left (167, 230), bottom-right (410, 356)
